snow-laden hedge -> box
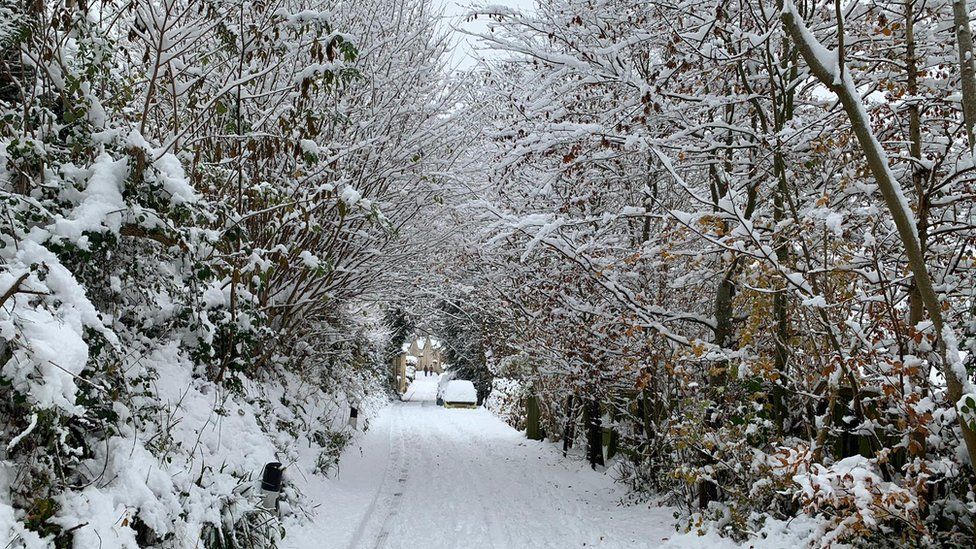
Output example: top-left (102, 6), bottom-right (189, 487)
top-left (485, 378), bottom-right (526, 431)
top-left (0, 338), bottom-right (384, 547)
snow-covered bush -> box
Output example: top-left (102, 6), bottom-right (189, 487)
top-left (486, 377), bottom-right (526, 430)
top-left (786, 452), bottom-right (923, 546)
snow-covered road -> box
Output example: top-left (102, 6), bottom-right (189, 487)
top-left (283, 377), bottom-right (676, 548)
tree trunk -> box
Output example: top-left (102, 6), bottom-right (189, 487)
top-left (770, 35), bottom-right (797, 434)
top-left (562, 394), bottom-right (576, 457)
top-left (904, 0), bottom-right (933, 472)
top-left (604, 400), bottom-right (619, 461)
top-left (584, 398), bottom-right (604, 469)
top-left (772, 170), bottom-right (791, 434)
top-left (954, 0), bottom-right (976, 149)
top-left (907, 0), bottom-right (929, 328)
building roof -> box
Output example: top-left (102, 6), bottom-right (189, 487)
top-left (401, 335), bottom-right (444, 353)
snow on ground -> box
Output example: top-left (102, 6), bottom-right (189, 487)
top-left (401, 372), bottom-right (440, 401)
top-left (282, 376), bottom-right (678, 548)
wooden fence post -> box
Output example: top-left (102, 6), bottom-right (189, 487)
top-left (584, 398), bottom-right (605, 469)
top-left (526, 393), bottom-right (543, 440)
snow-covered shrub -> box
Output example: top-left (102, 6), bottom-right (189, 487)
top-left (486, 377), bottom-right (526, 430)
top-left (786, 451), bottom-right (925, 546)
top-left (313, 430), bottom-right (353, 476)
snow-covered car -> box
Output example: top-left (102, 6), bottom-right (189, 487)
top-left (442, 380), bottom-right (478, 409)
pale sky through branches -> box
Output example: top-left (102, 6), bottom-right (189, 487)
top-left (436, 0), bottom-right (535, 69)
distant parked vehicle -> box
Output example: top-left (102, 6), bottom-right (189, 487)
top-left (442, 380), bottom-right (477, 409)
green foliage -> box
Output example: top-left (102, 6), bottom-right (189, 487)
top-left (313, 430), bottom-right (352, 475)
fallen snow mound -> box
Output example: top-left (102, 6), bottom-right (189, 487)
top-left (443, 380), bottom-right (477, 403)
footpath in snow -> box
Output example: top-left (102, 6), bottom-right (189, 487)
top-left (281, 376), bottom-right (678, 548)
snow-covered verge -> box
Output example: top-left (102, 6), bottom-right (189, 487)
top-left (481, 392), bottom-right (851, 549)
top-left (664, 514), bottom-right (843, 549)
top-left (0, 335), bottom-right (388, 548)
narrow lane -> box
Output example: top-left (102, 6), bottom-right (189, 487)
top-left (284, 377), bottom-right (675, 548)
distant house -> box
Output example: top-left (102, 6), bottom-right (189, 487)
top-left (404, 335), bottom-right (446, 374)
top-left (391, 335), bottom-right (446, 393)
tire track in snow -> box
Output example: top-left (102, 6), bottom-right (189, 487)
top-left (425, 409), bottom-right (512, 549)
top-left (438, 409), bottom-right (623, 548)
top-left (369, 409), bottom-right (409, 549)
top-left (287, 380), bottom-right (676, 549)
top-left (346, 404), bottom-right (408, 549)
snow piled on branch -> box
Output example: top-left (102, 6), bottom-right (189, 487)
top-left (154, 152), bottom-right (198, 205)
top-left (52, 153), bottom-right (128, 245)
top-left (0, 240), bottom-right (117, 414)
top-left (943, 325), bottom-right (976, 395)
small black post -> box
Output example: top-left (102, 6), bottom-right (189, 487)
top-left (260, 462), bottom-right (283, 510)
top-left (349, 405), bottom-right (359, 429)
